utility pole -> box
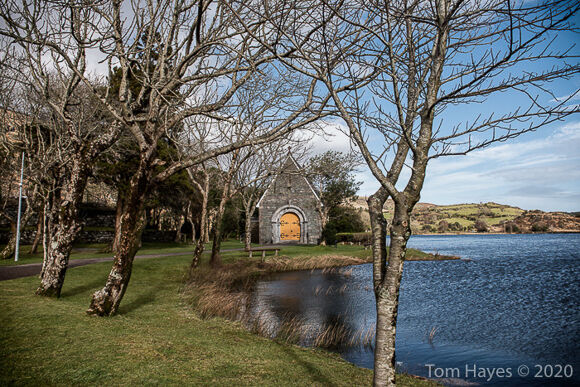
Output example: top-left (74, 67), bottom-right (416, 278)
top-left (14, 151), bottom-right (24, 262)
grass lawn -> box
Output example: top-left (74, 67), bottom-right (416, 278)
top-left (0, 240), bottom-right (249, 267)
top-left (0, 243), bottom-right (437, 386)
top-left (1, 239), bottom-right (431, 266)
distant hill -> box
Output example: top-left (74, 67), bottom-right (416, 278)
top-left (350, 198), bottom-right (580, 234)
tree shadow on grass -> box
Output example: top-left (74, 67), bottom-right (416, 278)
top-left (275, 341), bottom-right (333, 385)
top-left (61, 278), bottom-right (105, 298)
top-left (118, 290), bottom-right (157, 315)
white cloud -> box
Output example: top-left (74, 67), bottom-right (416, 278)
top-left (85, 48), bottom-right (110, 76)
top-left (353, 121), bottom-right (580, 211)
top-left (307, 120), bottom-right (359, 155)
top-left (418, 121), bottom-right (580, 211)
top-left (550, 90), bottom-right (580, 103)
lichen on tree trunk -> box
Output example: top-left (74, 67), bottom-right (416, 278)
top-left (86, 202), bottom-right (146, 316)
top-left (368, 188), bottom-right (413, 387)
top-left (244, 206), bottom-right (253, 251)
top-left (87, 160), bottom-right (150, 316)
top-left (36, 219), bottom-right (81, 297)
top-left (36, 156), bottom-right (90, 297)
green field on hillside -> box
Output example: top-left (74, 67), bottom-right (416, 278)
top-left (381, 202), bottom-right (524, 233)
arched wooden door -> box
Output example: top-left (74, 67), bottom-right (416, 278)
top-left (280, 212), bottom-right (300, 241)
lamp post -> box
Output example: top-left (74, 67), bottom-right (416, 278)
top-left (14, 151), bottom-right (25, 262)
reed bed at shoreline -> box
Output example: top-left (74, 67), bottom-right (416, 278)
top-left (186, 254), bottom-right (376, 350)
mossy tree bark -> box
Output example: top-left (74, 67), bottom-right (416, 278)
top-left (37, 155), bottom-right (91, 297)
top-left (243, 204), bottom-right (253, 251)
top-left (87, 156), bottom-right (152, 316)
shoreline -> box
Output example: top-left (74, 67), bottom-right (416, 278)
top-left (412, 230), bottom-right (580, 236)
top-left (0, 251), bottom-right (382, 386)
top-left (186, 249), bottom-right (449, 386)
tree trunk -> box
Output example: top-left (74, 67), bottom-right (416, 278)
top-left (372, 195), bottom-right (412, 387)
top-left (204, 211), bottom-right (212, 244)
top-left (190, 211), bottom-right (196, 243)
top-left (210, 227), bottom-right (222, 267)
top-left (244, 205), bottom-right (253, 250)
top-left (110, 189), bottom-right (126, 254)
top-left (36, 214), bottom-right (82, 297)
top-left (40, 194), bottom-right (53, 280)
top-left (1, 221), bottom-right (17, 260)
top-left (30, 210), bottom-right (43, 254)
top-left (191, 240), bottom-right (204, 271)
top-left (1, 206), bottom-right (34, 260)
top-left (190, 173), bottom-right (209, 270)
top-left (367, 188), bottom-right (389, 290)
top-left (209, 192), bottom-right (228, 268)
top-left (87, 159), bottom-right (151, 316)
top-left (318, 205), bottom-right (328, 246)
top-left (36, 157), bottom-right (89, 297)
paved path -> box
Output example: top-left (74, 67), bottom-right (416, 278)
top-left (0, 248), bottom-right (247, 281)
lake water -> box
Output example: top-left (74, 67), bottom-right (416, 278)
top-left (249, 234), bottom-right (580, 386)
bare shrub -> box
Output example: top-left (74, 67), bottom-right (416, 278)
top-left (474, 219), bottom-right (488, 233)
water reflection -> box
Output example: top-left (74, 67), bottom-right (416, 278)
top-left (249, 267), bottom-right (374, 349)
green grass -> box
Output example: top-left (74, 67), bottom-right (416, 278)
top-left (0, 242), bottom-right (198, 266)
top-left (0, 239), bottom-right (268, 266)
top-left (0, 245), bottom-right (437, 386)
top-left (409, 202), bottom-right (525, 233)
top-left (437, 217), bottom-right (472, 227)
top-left (205, 241), bottom-right (434, 263)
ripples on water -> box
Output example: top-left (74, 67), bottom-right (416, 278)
top-left (249, 234), bottom-right (580, 386)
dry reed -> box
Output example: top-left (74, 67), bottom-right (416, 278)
top-left (428, 326), bottom-right (438, 345)
top-left (185, 254), bottom-right (374, 351)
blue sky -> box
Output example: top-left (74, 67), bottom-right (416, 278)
top-left (80, 6), bottom-right (579, 212)
top-left (311, 111), bottom-right (580, 212)
top-left (308, 14), bottom-right (580, 213)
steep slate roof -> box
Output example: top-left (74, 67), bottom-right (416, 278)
top-left (256, 153), bottom-right (321, 208)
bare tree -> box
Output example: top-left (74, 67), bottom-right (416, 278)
top-left (208, 149), bottom-right (243, 267)
top-left (32, 82), bottom-right (119, 297)
top-left (235, 141), bottom-right (305, 250)
top-left (256, 0), bottom-right (579, 385)
top-left (187, 163), bottom-right (211, 269)
top-left (237, 154), bottom-right (272, 251)
top-left (218, 68), bottom-right (313, 251)
top-left (0, 0), bottom-right (329, 315)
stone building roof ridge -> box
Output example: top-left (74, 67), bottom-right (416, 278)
top-left (255, 152), bottom-right (321, 208)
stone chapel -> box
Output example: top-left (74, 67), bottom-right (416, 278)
top-left (256, 153), bottom-right (322, 245)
